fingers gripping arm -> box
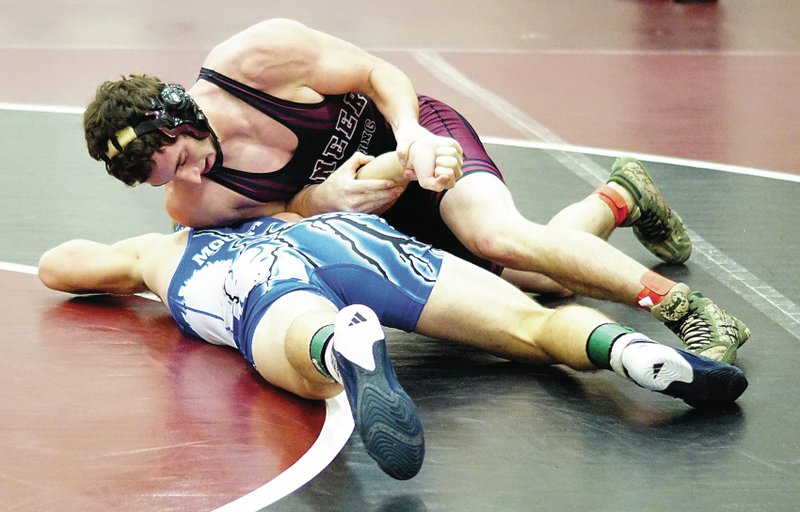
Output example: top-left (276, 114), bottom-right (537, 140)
top-left (286, 152), bottom-right (407, 217)
top-left (355, 151), bottom-right (408, 182)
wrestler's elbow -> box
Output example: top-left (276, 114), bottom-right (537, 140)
top-left (167, 203), bottom-right (216, 229)
top-left (38, 244), bottom-right (74, 291)
top-left (38, 240), bottom-right (111, 294)
top-left (165, 195), bottom-right (195, 227)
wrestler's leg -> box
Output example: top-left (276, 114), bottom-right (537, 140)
top-left (440, 173), bottom-right (750, 363)
top-left (500, 268), bottom-right (574, 297)
top-left (415, 254), bottom-right (613, 366)
top-left (415, 94), bottom-right (746, 361)
top-left (414, 255), bottom-right (748, 408)
top-left (546, 188), bottom-right (621, 240)
top-left (250, 290), bottom-right (342, 400)
top-left (547, 158), bottom-right (692, 265)
top-left (440, 173), bottom-right (646, 304)
top-left (250, 290), bottom-right (424, 480)
top-left (498, 184), bottom-right (634, 295)
top-left (502, 185), bottom-right (629, 293)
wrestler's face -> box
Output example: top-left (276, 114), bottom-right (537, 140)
top-left (147, 135), bottom-right (217, 187)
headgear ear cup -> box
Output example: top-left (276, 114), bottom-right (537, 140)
top-left (104, 84), bottom-right (211, 160)
top-left (152, 84), bottom-right (211, 139)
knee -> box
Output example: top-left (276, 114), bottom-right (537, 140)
top-left (468, 222), bottom-right (539, 268)
top-left (292, 379), bottom-right (342, 401)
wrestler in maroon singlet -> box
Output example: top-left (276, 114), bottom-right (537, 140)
top-left (198, 68), bottom-right (505, 273)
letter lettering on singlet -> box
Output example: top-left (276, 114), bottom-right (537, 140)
top-left (322, 135), bottom-right (348, 160)
top-left (336, 110), bottom-right (357, 140)
top-left (310, 134), bottom-right (348, 182)
top-left (343, 93), bottom-right (367, 116)
top-left (357, 119), bottom-right (376, 154)
top-left (308, 94), bottom-right (370, 182)
top-left (310, 159), bottom-right (337, 183)
top-left (191, 239), bottom-right (225, 266)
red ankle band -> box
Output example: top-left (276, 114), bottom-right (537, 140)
top-left (636, 271), bottom-right (678, 310)
top-left (593, 185), bottom-right (629, 226)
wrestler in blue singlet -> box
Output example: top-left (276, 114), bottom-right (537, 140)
top-left (166, 212), bottom-right (444, 367)
top-left (198, 68), bottom-right (504, 274)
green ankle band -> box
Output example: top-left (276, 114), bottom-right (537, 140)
top-left (309, 324), bottom-right (336, 378)
top-left (586, 323), bottom-right (633, 369)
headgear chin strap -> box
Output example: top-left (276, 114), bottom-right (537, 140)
top-left (104, 83), bottom-right (212, 161)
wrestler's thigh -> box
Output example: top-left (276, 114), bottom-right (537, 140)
top-left (251, 290), bottom-right (340, 397)
top-left (415, 254), bottom-right (552, 362)
top-left (440, 173), bottom-right (535, 245)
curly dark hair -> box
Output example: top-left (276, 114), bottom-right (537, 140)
top-left (83, 74), bottom-right (177, 186)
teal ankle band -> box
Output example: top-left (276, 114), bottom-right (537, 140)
top-left (309, 324), bottom-right (336, 378)
top-left (586, 323), bottom-right (633, 369)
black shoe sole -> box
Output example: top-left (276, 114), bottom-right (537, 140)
top-left (662, 365), bottom-right (748, 409)
top-left (337, 340), bottom-right (424, 480)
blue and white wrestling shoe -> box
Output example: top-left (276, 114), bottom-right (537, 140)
top-left (612, 338), bottom-right (748, 408)
top-left (333, 305), bottom-right (425, 480)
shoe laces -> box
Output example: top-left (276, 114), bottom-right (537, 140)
top-left (671, 301), bottom-right (738, 352)
top-left (634, 203), bottom-right (671, 243)
top-left (672, 313), bottom-right (714, 352)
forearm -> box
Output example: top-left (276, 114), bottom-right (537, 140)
top-left (232, 201), bottom-right (293, 223)
top-left (362, 62), bottom-right (462, 192)
top-left (286, 184), bottom-right (330, 217)
top-left (38, 239), bottom-right (146, 295)
top-left (366, 64), bottom-right (463, 190)
top-left (365, 62), bottom-right (423, 140)
top-left (166, 183), bottom-right (287, 228)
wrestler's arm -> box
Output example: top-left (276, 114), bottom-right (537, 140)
top-left (165, 180), bottom-right (288, 228)
top-left (38, 235), bottom-right (160, 295)
top-left (207, 19), bottom-right (460, 214)
top-left (286, 152), bottom-right (408, 217)
top-left (281, 20), bottom-right (462, 191)
top-left (207, 19), bottom-right (418, 129)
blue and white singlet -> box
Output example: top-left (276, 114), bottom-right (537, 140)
top-left (166, 212), bottom-right (444, 366)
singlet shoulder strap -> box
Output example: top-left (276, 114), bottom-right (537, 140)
top-left (198, 67), bottom-right (331, 130)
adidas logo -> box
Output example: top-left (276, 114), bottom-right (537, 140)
top-left (349, 311), bottom-right (368, 326)
top-left (652, 362), bottom-right (664, 379)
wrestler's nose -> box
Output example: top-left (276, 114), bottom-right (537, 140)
top-left (175, 164), bottom-right (203, 185)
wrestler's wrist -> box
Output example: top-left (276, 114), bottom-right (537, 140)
top-left (289, 184), bottom-right (328, 216)
top-left (394, 122), bottom-right (426, 147)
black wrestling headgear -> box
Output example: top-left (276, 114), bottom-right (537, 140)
top-left (104, 83), bottom-right (212, 161)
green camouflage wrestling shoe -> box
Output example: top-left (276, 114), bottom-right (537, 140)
top-left (651, 286), bottom-right (751, 364)
top-left (609, 157), bottom-right (692, 264)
